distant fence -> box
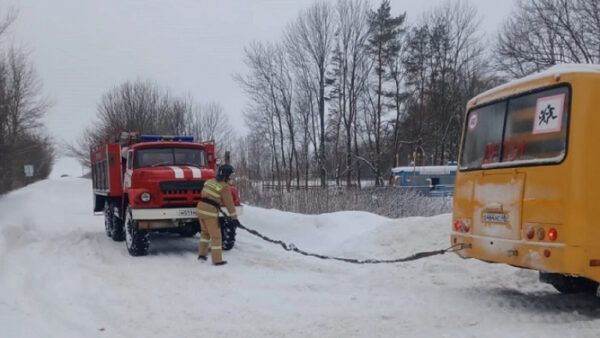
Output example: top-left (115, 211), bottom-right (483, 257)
top-left (238, 182), bottom-right (452, 218)
top-left (261, 182), bottom-right (324, 191)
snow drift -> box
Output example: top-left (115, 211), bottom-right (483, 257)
top-left (1, 178), bottom-right (600, 337)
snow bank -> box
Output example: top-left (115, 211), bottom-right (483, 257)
top-left (1, 178), bottom-right (600, 337)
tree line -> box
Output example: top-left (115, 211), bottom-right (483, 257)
top-left (233, 0), bottom-right (494, 188)
top-left (0, 9), bottom-right (54, 194)
top-left (232, 0), bottom-right (600, 189)
top-left (7, 0), bottom-right (599, 195)
top-left (69, 79), bottom-right (233, 167)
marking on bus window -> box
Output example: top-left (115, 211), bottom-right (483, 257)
top-left (533, 94), bottom-right (565, 134)
top-left (481, 140), bottom-right (525, 165)
top-left (468, 111), bottom-right (478, 131)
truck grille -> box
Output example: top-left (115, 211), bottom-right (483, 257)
top-left (160, 180), bottom-right (205, 194)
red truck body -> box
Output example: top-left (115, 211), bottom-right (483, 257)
top-left (90, 131), bottom-right (241, 255)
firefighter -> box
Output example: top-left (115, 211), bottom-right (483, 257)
top-left (196, 164), bottom-right (238, 266)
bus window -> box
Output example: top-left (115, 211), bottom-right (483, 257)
top-left (503, 86), bottom-right (569, 165)
top-left (461, 86), bottom-right (570, 170)
top-left (460, 101), bottom-right (506, 169)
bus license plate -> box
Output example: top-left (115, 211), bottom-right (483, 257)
top-left (178, 209), bottom-right (197, 217)
top-left (482, 212), bottom-right (507, 223)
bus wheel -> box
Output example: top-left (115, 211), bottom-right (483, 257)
top-left (539, 272), bottom-right (598, 294)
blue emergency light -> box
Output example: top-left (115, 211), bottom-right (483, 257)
top-left (140, 135), bottom-right (194, 142)
top-left (141, 135), bottom-right (161, 142)
top-left (174, 136), bottom-right (194, 142)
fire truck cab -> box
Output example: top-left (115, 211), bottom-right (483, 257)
top-left (90, 132), bottom-right (242, 256)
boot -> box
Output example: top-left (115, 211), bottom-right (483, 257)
top-left (198, 255), bottom-right (207, 261)
top-left (213, 261), bottom-right (227, 266)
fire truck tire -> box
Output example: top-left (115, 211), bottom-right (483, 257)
top-left (539, 272), bottom-right (598, 294)
top-left (219, 217), bottom-right (236, 251)
top-left (124, 206), bottom-right (149, 256)
top-left (111, 214), bottom-right (125, 242)
top-left (110, 203), bottom-right (125, 242)
top-left (178, 222), bottom-right (199, 237)
top-left (103, 203), bottom-right (113, 238)
top-left (104, 202), bottom-right (125, 241)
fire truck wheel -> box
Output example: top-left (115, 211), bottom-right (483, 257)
top-left (219, 217), bottom-right (236, 251)
top-left (111, 204), bottom-right (125, 242)
top-left (178, 222), bottom-right (199, 237)
top-left (103, 203), bottom-right (113, 238)
top-left (124, 206), bottom-right (149, 256)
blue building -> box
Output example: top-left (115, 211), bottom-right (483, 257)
top-left (391, 163), bottom-right (457, 196)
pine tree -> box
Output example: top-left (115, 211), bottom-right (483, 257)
top-left (367, 0), bottom-right (405, 185)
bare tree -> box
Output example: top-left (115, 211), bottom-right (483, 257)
top-left (185, 101), bottom-right (233, 154)
top-left (400, 1), bottom-right (490, 167)
top-left (70, 79), bottom-right (232, 168)
top-left (0, 9), bottom-right (54, 193)
top-left (330, 0), bottom-right (371, 187)
top-left (496, 0), bottom-right (600, 77)
top-left (236, 42), bottom-right (285, 187)
top-left (285, 1), bottom-right (335, 187)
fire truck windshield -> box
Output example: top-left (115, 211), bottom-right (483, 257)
top-left (134, 147), bottom-right (207, 168)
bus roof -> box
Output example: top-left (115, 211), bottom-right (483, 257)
top-left (392, 165), bottom-right (457, 175)
top-left (470, 64), bottom-right (600, 107)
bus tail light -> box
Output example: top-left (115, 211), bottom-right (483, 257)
top-left (537, 228), bottom-right (546, 240)
top-left (463, 223), bottom-right (470, 233)
top-left (547, 228), bottom-right (557, 241)
top-left (454, 220), bottom-right (461, 231)
top-left (454, 220), bottom-right (470, 232)
top-left (590, 260), bottom-right (600, 267)
top-left (526, 226), bottom-right (535, 240)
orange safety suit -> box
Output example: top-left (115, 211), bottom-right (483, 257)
top-left (196, 178), bottom-right (238, 264)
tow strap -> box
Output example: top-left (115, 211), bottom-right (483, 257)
top-left (207, 200), bottom-right (469, 264)
top-left (235, 222), bottom-right (469, 264)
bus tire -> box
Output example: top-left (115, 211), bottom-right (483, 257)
top-left (539, 272), bottom-right (598, 294)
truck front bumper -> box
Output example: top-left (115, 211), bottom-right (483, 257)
top-left (131, 205), bottom-right (244, 220)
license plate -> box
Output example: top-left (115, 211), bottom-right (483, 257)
top-left (482, 212), bottom-right (507, 223)
top-left (178, 209), bottom-right (197, 217)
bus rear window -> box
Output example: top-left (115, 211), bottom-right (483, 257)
top-left (461, 102), bottom-right (506, 169)
top-left (460, 86), bottom-right (570, 170)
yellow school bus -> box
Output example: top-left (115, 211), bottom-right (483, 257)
top-left (451, 65), bottom-right (600, 294)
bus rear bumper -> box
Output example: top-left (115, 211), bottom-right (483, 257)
top-left (449, 233), bottom-right (600, 282)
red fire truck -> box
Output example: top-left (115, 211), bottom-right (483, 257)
top-left (90, 132), bottom-right (242, 256)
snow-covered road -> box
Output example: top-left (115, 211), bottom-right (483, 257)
top-left (1, 178), bottom-right (599, 337)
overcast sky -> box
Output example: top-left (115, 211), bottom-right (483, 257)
top-left (11, 0), bottom-right (513, 149)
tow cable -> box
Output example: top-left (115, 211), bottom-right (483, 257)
top-left (231, 219), bottom-right (470, 264)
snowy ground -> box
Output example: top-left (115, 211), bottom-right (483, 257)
top-left (1, 178), bottom-right (600, 337)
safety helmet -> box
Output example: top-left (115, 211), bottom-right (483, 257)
top-left (216, 164), bottom-right (234, 181)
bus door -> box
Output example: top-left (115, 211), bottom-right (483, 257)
top-left (472, 172), bottom-right (525, 240)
